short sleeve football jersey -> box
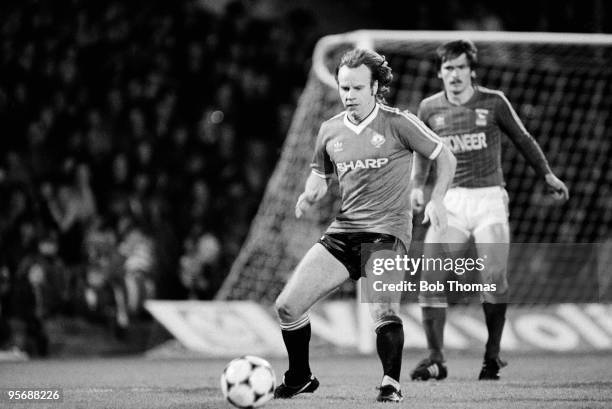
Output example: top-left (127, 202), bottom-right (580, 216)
top-left (311, 103), bottom-right (443, 247)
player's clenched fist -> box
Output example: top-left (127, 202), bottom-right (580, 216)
top-left (422, 199), bottom-right (447, 232)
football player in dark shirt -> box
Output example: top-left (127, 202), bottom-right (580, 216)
top-left (410, 39), bottom-right (568, 382)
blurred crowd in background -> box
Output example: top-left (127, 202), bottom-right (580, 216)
top-left (0, 0), bottom-right (609, 356)
top-left (0, 0), bottom-right (318, 355)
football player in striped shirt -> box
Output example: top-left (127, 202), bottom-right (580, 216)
top-left (273, 48), bottom-right (456, 402)
top-left (410, 39), bottom-right (568, 381)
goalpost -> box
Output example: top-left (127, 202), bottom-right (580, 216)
top-left (216, 30), bottom-right (612, 304)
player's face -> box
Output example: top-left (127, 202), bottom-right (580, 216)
top-left (337, 64), bottom-right (378, 122)
top-left (439, 53), bottom-right (474, 95)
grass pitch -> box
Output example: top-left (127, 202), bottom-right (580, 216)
top-left (2, 352), bottom-right (612, 409)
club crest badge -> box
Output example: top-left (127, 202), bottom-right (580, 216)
top-left (475, 108), bottom-right (489, 126)
top-left (370, 133), bottom-right (386, 148)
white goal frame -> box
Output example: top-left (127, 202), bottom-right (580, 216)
top-left (313, 30), bottom-right (612, 89)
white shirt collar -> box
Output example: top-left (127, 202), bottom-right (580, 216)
top-left (343, 103), bottom-right (379, 134)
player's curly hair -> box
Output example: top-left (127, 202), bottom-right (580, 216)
top-left (436, 39), bottom-right (478, 70)
top-left (334, 48), bottom-right (393, 102)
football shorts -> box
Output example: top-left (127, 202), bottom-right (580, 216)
top-left (318, 232), bottom-right (404, 281)
top-left (444, 186), bottom-right (509, 236)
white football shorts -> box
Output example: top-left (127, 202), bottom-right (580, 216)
top-left (444, 186), bottom-right (509, 236)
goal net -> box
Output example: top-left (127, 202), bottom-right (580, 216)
top-left (216, 30), bottom-right (612, 304)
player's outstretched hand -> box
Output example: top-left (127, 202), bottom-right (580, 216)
top-left (410, 187), bottom-right (425, 213)
top-left (423, 199), bottom-right (448, 231)
top-left (544, 173), bottom-right (569, 202)
top-left (295, 192), bottom-right (314, 218)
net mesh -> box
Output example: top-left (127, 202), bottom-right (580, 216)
top-left (216, 32), bottom-right (612, 304)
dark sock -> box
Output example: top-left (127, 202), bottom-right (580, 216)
top-left (422, 307), bottom-right (446, 362)
top-left (281, 323), bottom-right (311, 384)
top-left (482, 303), bottom-right (507, 360)
top-left (376, 322), bottom-right (404, 382)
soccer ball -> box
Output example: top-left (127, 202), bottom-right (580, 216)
top-left (220, 355), bottom-right (276, 408)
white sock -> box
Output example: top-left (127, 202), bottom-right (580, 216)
top-left (381, 375), bottom-right (401, 390)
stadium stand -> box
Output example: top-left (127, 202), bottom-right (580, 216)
top-left (0, 0), bottom-right (318, 355)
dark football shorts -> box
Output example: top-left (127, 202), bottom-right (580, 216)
top-left (318, 232), bottom-right (405, 281)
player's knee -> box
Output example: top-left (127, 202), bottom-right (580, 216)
top-left (495, 279), bottom-right (509, 295)
top-left (274, 296), bottom-right (302, 323)
top-left (482, 262), bottom-right (507, 284)
top-left (481, 280), bottom-right (509, 303)
top-left (490, 268), bottom-right (508, 291)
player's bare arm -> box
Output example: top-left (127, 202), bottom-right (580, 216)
top-left (410, 152), bottom-right (432, 212)
top-left (423, 145), bottom-right (456, 230)
top-left (295, 172), bottom-right (329, 218)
